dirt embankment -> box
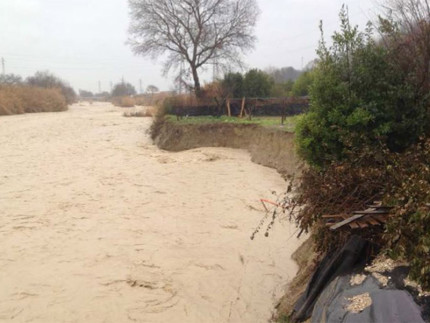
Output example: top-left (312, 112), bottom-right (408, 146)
top-left (154, 122), bottom-right (300, 177)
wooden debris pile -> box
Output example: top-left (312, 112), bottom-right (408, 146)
top-left (323, 202), bottom-right (392, 231)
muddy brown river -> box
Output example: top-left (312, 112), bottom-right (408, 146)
top-left (0, 103), bottom-right (305, 322)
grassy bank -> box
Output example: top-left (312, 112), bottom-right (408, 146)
top-left (0, 85), bottom-right (67, 115)
top-left (165, 114), bottom-right (302, 132)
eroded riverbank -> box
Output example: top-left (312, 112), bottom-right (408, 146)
top-left (0, 103), bottom-right (305, 322)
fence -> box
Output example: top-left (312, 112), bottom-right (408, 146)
top-left (170, 97), bottom-right (309, 118)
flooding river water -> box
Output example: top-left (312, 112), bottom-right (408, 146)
top-left (0, 103), bottom-right (305, 322)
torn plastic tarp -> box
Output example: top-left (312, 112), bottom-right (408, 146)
top-left (311, 275), bottom-right (425, 323)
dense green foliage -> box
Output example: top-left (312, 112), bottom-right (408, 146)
top-left (243, 69), bottom-right (273, 97)
top-left (296, 7), bottom-right (428, 167)
top-left (221, 69), bottom-right (299, 98)
top-left (221, 72), bottom-right (244, 98)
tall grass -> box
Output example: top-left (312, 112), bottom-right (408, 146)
top-left (0, 85), bottom-right (67, 115)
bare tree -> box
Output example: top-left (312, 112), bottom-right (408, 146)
top-left (380, 0), bottom-right (430, 93)
top-left (128, 0), bottom-right (260, 97)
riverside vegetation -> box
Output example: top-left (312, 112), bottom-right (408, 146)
top-left (0, 71), bottom-right (76, 115)
top-left (293, 2), bottom-right (430, 290)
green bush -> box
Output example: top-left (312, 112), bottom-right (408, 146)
top-left (221, 72), bottom-right (244, 98)
top-left (296, 6), bottom-right (428, 167)
top-left (243, 69), bottom-right (273, 97)
top-left (221, 69), bottom-right (276, 98)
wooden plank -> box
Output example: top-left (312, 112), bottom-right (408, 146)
top-left (365, 216), bottom-right (380, 226)
top-left (365, 205), bottom-right (393, 210)
top-left (348, 222), bottom-right (360, 229)
top-left (330, 213), bottom-right (367, 230)
top-left (377, 215), bottom-right (389, 223)
top-left (322, 214), bottom-right (348, 218)
top-left (369, 214), bottom-right (389, 224)
top-left (356, 221), bottom-right (369, 229)
top-left (353, 210), bottom-right (389, 215)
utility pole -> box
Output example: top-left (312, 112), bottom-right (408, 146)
top-left (110, 81), bottom-right (113, 92)
top-left (139, 79), bottom-right (143, 94)
top-left (121, 76), bottom-right (124, 84)
top-left (1, 57), bottom-right (5, 75)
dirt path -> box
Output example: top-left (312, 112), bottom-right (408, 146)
top-left (0, 103), bottom-right (305, 322)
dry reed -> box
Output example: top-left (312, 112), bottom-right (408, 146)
top-left (0, 85), bottom-right (67, 115)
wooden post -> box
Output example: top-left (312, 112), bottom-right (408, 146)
top-left (281, 99), bottom-right (287, 125)
top-left (239, 97), bottom-right (245, 118)
top-left (227, 98), bottom-right (231, 117)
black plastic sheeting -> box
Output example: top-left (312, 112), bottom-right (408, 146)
top-left (311, 275), bottom-right (425, 323)
top-left (291, 235), bottom-right (369, 322)
top-left (290, 235), bottom-right (427, 322)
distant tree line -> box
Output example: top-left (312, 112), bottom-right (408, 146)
top-left (219, 66), bottom-right (314, 98)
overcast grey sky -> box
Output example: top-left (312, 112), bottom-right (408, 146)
top-left (0, 0), bottom-right (378, 93)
